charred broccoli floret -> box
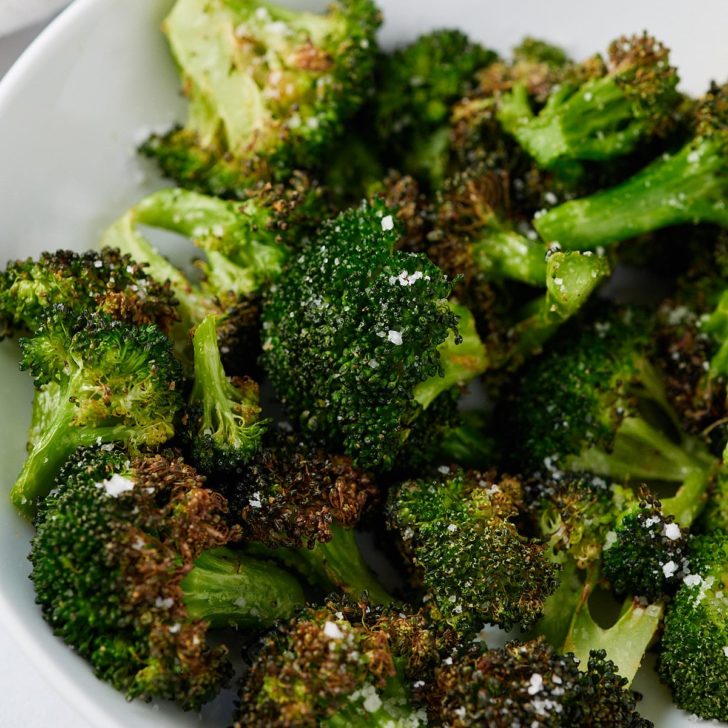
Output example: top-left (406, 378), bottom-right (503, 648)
top-left (141, 0), bottom-right (381, 196)
top-left (387, 467), bottom-right (558, 632)
top-left (260, 200), bottom-right (487, 470)
top-left (659, 531), bottom-right (728, 721)
top-left (233, 601), bottom-right (444, 727)
top-left (10, 310), bottom-right (183, 518)
top-left (185, 314), bottom-right (267, 475)
top-left (30, 448), bottom-right (306, 710)
top-left (224, 433), bottom-right (392, 606)
top-left (427, 638), bottom-right (651, 727)
top-left (499, 34), bottom-right (679, 170)
top-left (535, 81), bottom-right (728, 249)
top-left (0, 247), bottom-right (178, 338)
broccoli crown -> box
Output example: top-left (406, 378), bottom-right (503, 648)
top-left (427, 638), bottom-right (650, 727)
top-left (30, 447), bottom-right (236, 709)
top-left (387, 467), bottom-right (559, 631)
top-left (142, 0), bottom-right (381, 195)
top-left (233, 601), bottom-right (435, 727)
top-left (224, 433), bottom-right (377, 549)
top-left (602, 494), bottom-right (689, 600)
top-left (504, 305), bottom-right (653, 473)
top-left (0, 247), bottom-right (178, 338)
top-left (500, 33), bottom-right (679, 169)
top-left (11, 310), bottom-right (183, 516)
top-left (261, 199), bottom-right (465, 470)
top-left (186, 314), bottom-right (267, 475)
top-left (512, 37), bottom-right (571, 69)
top-left (659, 532), bottom-right (728, 721)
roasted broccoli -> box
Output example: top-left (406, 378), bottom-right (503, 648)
top-left (10, 310), bottom-right (183, 518)
top-left (0, 247), bottom-right (178, 339)
top-left (224, 433), bottom-right (392, 605)
top-left (185, 314), bottom-right (267, 475)
top-left (426, 638), bottom-right (651, 727)
top-left (535, 81), bottom-right (728, 249)
top-left (30, 447), bottom-right (306, 710)
top-left (233, 601), bottom-right (444, 727)
top-left (141, 0), bottom-right (381, 196)
top-left (387, 467), bottom-right (558, 631)
top-left (659, 531), bottom-right (728, 721)
top-left (498, 34), bottom-right (679, 170)
top-left (260, 200), bottom-right (487, 470)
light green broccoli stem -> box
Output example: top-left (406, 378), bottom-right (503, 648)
top-left (191, 315), bottom-right (265, 458)
top-left (535, 136), bottom-right (728, 249)
top-left (496, 82), bottom-right (534, 135)
top-left (438, 410), bottom-right (496, 468)
top-left (701, 289), bottom-right (728, 378)
top-left (180, 547), bottom-right (305, 629)
top-left (533, 557), bottom-right (584, 649)
top-left (413, 302), bottom-right (488, 409)
top-left (472, 228), bottom-right (548, 286)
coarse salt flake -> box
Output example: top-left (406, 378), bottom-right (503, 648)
top-left (323, 621), bottom-right (344, 640)
top-left (381, 215), bottom-right (394, 231)
top-left (96, 474), bottom-right (135, 498)
top-left (664, 522), bottom-right (681, 541)
top-left (528, 673), bottom-right (544, 695)
top-left (387, 330), bottom-right (403, 345)
top-left (662, 560), bottom-right (678, 578)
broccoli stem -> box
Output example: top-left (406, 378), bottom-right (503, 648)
top-left (245, 523), bottom-right (394, 606)
top-left (534, 558), bottom-right (584, 649)
top-left (534, 137), bottom-right (728, 249)
top-left (180, 548), bottom-right (305, 629)
top-left (472, 229), bottom-right (547, 286)
top-left (413, 302), bottom-right (487, 409)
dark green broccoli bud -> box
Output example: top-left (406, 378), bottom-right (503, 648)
top-left (659, 531), bottom-right (728, 721)
top-left (141, 0), bottom-right (381, 196)
top-left (499, 34), bottom-right (679, 170)
top-left (0, 247), bottom-right (178, 339)
top-left (387, 468), bottom-right (558, 632)
top-left (260, 200), bottom-right (487, 471)
top-left (426, 638), bottom-right (651, 727)
top-left (10, 310), bottom-right (183, 518)
top-left (535, 81), bottom-right (728, 249)
top-left (224, 433), bottom-right (392, 605)
top-left (375, 29), bottom-right (497, 189)
top-left (503, 305), bottom-right (716, 529)
top-left (30, 448), bottom-right (306, 710)
top-left (233, 601), bottom-right (442, 727)
top-left (185, 314), bottom-right (267, 475)
top-left (602, 493), bottom-right (689, 600)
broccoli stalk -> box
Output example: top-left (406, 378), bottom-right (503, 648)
top-left (186, 314), bottom-right (267, 474)
top-left (30, 447), bottom-right (306, 710)
top-left (499, 34), bottom-right (679, 169)
top-left (10, 311), bottom-right (182, 518)
top-left (534, 81), bottom-right (728, 249)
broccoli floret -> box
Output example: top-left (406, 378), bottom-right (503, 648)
top-left (426, 638), bottom-right (651, 727)
top-left (659, 531), bottom-right (728, 721)
top-left (0, 247), bottom-right (178, 339)
top-left (30, 447), bottom-right (306, 710)
top-left (375, 30), bottom-right (497, 190)
top-left (141, 0), bottom-right (381, 196)
top-left (224, 433), bottom-right (393, 605)
top-left (185, 314), bottom-right (267, 475)
top-left (535, 81), bottom-right (728, 249)
top-left (10, 311), bottom-right (183, 518)
top-left (260, 200), bottom-right (487, 470)
top-left (499, 34), bottom-right (679, 170)
top-left (503, 306), bottom-right (716, 529)
top-left (233, 601), bottom-right (441, 727)
top-left (387, 467), bottom-right (558, 632)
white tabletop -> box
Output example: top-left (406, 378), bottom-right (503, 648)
top-left (0, 17), bottom-right (93, 728)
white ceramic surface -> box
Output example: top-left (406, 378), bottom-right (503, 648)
top-left (0, 0), bottom-right (727, 726)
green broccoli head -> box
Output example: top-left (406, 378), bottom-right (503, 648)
top-left (30, 447), bottom-right (306, 710)
top-left (0, 247), bottom-right (178, 339)
top-left (186, 314), bottom-right (268, 475)
top-left (11, 310), bottom-right (183, 517)
top-left (499, 33), bottom-right (679, 169)
top-left (233, 601), bottom-right (441, 727)
top-left (141, 0), bottom-right (381, 196)
top-left (659, 531), bottom-right (728, 721)
top-left (387, 467), bottom-right (559, 632)
top-left (427, 638), bottom-right (651, 727)
top-left (261, 200), bottom-right (486, 471)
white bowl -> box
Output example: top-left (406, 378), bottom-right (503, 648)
top-left (0, 0), bottom-right (727, 725)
